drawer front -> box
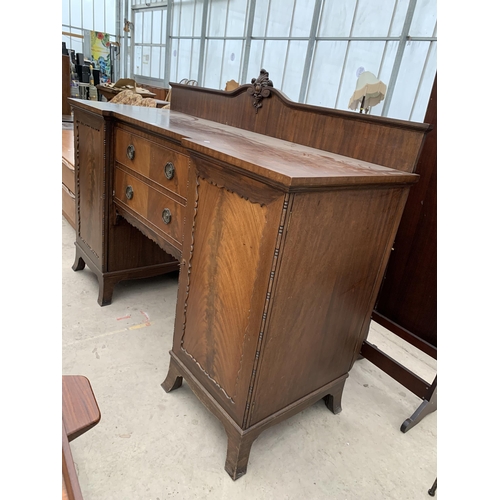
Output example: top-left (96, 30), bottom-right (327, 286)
top-left (62, 158), bottom-right (75, 194)
top-left (62, 184), bottom-right (76, 229)
top-left (147, 188), bottom-right (185, 245)
top-left (115, 127), bottom-right (189, 200)
top-left (114, 168), bottom-right (184, 246)
top-left (114, 168), bottom-right (149, 218)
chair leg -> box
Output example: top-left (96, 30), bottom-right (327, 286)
top-left (428, 477), bottom-right (437, 496)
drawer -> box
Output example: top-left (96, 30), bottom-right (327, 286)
top-left (62, 184), bottom-right (76, 229)
top-left (114, 167), bottom-right (185, 246)
top-left (115, 127), bottom-right (189, 200)
top-left (62, 157), bottom-right (75, 194)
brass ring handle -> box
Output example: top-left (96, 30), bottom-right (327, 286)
top-left (162, 208), bottom-right (172, 224)
top-left (164, 162), bottom-right (175, 180)
top-left (125, 185), bottom-right (134, 200)
top-left (127, 144), bottom-right (135, 160)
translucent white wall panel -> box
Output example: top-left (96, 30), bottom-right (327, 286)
top-left (178, 39), bottom-right (195, 81)
top-left (386, 41), bottom-right (431, 120)
top-left (204, 39), bottom-right (225, 88)
top-left (221, 40), bottom-right (244, 88)
top-left (192, 0), bottom-right (204, 36)
top-left (83, 0), bottom-right (93, 30)
top-left (143, 11), bottom-right (153, 43)
top-left (281, 41), bottom-right (308, 101)
top-left (172, 3), bottom-right (181, 37)
top-left (151, 46), bottom-right (162, 79)
top-left (142, 45), bottom-right (151, 76)
top-left (261, 40), bottom-right (289, 90)
top-left (306, 41), bottom-right (348, 107)
top-left (179, 0), bottom-right (196, 36)
top-left (265, 0), bottom-right (294, 37)
top-left (62, 0), bottom-right (70, 26)
top-left (170, 39), bottom-right (180, 82)
top-left (208, 0), bottom-right (229, 37)
top-left (369, 40), bottom-right (398, 116)
top-left (105, 0), bottom-right (116, 34)
top-left (190, 40), bottom-right (201, 80)
top-left (152, 10), bottom-right (163, 44)
top-left (389, 0), bottom-right (410, 36)
top-left (94, 1), bottom-right (105, 32)
top-left (318, 0), bottom-right (356, 37)
top-left (70, 0), bottom-right (82, 27)
top-left (351, 0), bottom-right (396, 37)
top-left (170, 0), bottom-right (204, 38)
top-left (409, 0), bottom-right (437, 36)
top-left (253, 0), bottom-right (271, 37)
top-left (135, 12), bottom-right (143, 43)
top-left (161, 47), bottom-right (166, 80)
top-left (291, 0), bottom-right (316, 37)
top-left (336, 41), bottom-right (387, 111)
top-left (226, 0), bottom-right (248, 37)
top-left (248, 39), bottom-right (265, 82)
top-left (409, 41), bottom-right (436, 122)
top-left (134, 46), bottom-right (142, 75)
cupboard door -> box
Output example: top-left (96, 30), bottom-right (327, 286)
top-left (173, 156), bottom-right (285, 426)
top-left (75, 113), bottom-right (107, 269)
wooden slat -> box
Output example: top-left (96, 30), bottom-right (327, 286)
top-left (360, 341), bottom-right (431, 398)
top-left (372, 311), bottom-right (437, 359)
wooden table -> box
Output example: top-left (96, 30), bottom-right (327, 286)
top-left (62, 376), bottom-right (100, 499)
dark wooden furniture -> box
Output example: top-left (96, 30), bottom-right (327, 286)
top-left (62, 54), bottom-right (72, 118)
top-left (62, 375), bottom-right (101, 499)
top-left (69, 75), bottom-right (429, 479)
top-left (62, 129), bottom-right (76, 229)
top-left (361, 76), bottom-right (437, 432)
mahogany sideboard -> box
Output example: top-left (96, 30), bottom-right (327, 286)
top-left (69, 76), bottom-right (429, 479)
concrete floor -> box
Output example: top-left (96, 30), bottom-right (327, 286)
top-left (62, 215), bottom-right (437, 500)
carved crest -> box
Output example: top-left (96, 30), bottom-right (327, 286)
top-left (247, 69), bottom-right (273, 113)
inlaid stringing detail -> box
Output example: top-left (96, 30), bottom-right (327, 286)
top-left (179, 174), bottom-right (267, 404)
top-left (75, 121), bottom-right (80, 235)
top-left (75, 119), bottom-right (103, 260)
top-left (242, 193), bottom-right (291, 428)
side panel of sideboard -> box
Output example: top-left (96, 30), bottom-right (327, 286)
top-left (248, 186), bottom-right (412, 426)
top-left (74, 110), bottom-right (108, 268)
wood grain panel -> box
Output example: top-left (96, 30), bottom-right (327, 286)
top-left (180, 177), bottom-right (267, 409)
top-left (250, 186), bottom-right (411, 425)
top-left (76, 119), bottom-right (105, 262)
top-left (170, 84), bottom-right (429, 173)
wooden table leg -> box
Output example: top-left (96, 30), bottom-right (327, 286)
top-left (428, 477), bottom-right (437, 496)
top-left (401, 376), bottom-right (437, 433)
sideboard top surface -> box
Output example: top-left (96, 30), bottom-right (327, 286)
top-left (71, 99), bottom-right (418, 190)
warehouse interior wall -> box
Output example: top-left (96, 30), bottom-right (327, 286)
top-left (62, 0), bottom-right (437, 122)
